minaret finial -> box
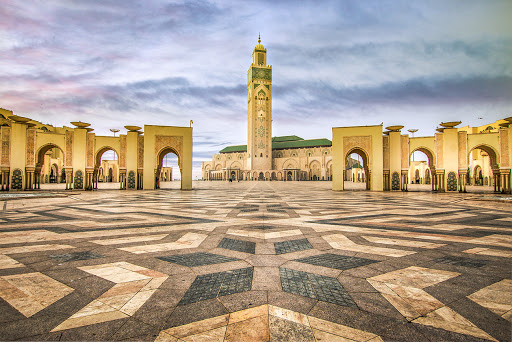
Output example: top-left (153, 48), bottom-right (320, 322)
top-left (258, 33), bottom-right (261, 44)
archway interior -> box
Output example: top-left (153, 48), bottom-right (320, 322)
top-left (345, 149), bottom-right (369, 190)
top-left (96, 149), bottom-right (119, 185)
top-left (36, 144), bottom-right (66, 189)
top-left (467, 146), bottom-right (497, 191)
top-left (409, 150), bottom-right (431, 185)
top-left (158, 149), bottom-right (181, 189)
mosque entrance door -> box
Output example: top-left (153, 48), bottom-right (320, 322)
top-left (258, 172), bottom-right (264, 181)
top-left (231, 171), bottom-right (236, 180)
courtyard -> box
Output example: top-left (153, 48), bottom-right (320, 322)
top-left (0, 181), bottom-right (510, 341)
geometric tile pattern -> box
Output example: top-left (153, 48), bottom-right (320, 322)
top-left (51, 262), bottom-right (168, 332)
top-left (295, 253), bottom-right (378, 270)
top-left (179, 267), bottom-right (253, 306)
top-left (0, 182), bottom-right (511, 341)
top-left (280, 267), bottom-right (358, 308)
top-left (155, 304), bottom-right (383, 342)
top-left (468, 279), bottom-right (512, 321)
top-left (368, 266), bottom-right (497, 341)
top-left (218, 238), bottom-right (256, 254)
top-left (274, 238), bottom-right (313, 254)
top-left (49, 251), bottom-right (104, 263)
top-left (323, 233), bottom-right (416, 257)
top-left (0, 272), bottom-right (74, 317)
top-left (434, 255), bottom-right (489, 268)
top-left (157, 252), bottom-right (239, 267)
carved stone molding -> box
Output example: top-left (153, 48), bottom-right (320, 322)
top-left (343, 136), bottom-right (372, 164)
top-left (500, 129), bottom-right (509, 167)
top-left (65, 131), bottom-right (73, 167)
top-left (1, 127), bottom-right (10, 166)
top-left (435, 133), bottom-right (443, 169)
top-left (401, 135), bottom-right (409, 169)
top-left (26, 129), bottom-right (36, 166)
top-left (86, 133), bottom-right (94, 168)
top-left (458, 132), bottom-right (468, 169)
top-left (137, 135), bottom-right (144, 169)
top-left (383, 136), bottom-right (390, 170)
top-left (119, 135), bottom-right (126, 168)
top-left (154, 135), bottom-right (184, 167)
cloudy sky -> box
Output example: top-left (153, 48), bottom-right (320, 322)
top-left (1, 0), bottom-right (511, 178)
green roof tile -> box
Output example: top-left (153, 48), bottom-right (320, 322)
top-left (219, 138), bottom-right (332, 154)
top-left (272, 135), bottom-right (303, 142)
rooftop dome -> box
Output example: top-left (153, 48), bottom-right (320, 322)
top-left (254, 33), bottom-right (265, 50)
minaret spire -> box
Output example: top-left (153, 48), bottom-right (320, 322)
top-left (258, 33), bottom-right (261, 44)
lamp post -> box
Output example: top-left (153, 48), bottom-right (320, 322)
top-left (408, 129), bottom-right (418, 161)
top-left (110, 128), bottom-right (120, 137)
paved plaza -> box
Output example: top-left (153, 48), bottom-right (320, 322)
top-left (0, 182), bottom-right (511, 341)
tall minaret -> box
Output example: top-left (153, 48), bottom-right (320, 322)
top-left (247, 34), bottom-right (272, 171)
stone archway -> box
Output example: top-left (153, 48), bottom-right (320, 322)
top-left (345, 148), bottom-right (370, 190)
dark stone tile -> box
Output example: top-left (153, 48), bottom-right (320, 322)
top-left (49, 251), bottom-right (105, 263)
top-left (268, 291), bottom-right (317, 315)
top-left (219, 290), bottom-right (267, 312)
top-left (295, 253), bottom-right (378, 270)
top-left (274, 238), bottom-right (313, 255)
top-left (449, 297), bottom-right (510, 342)
top-left (280, 267), bottom-right (357, 308)
top-left (178, 267), bottom-right (253, 305)
top-left (109, 317), bottom-right (161, 341)
top-left (165, 298), bottom-right (228, 329)
top-left (337, 275), bottom-right (378, 293)
top-left (434, 255), bottom-right (489, 268)
top-left (218, 238), bottom-right (256, 254)
top-left (0, 313), bottom-right (70, 341)
top-left (157, 252), bottom-right (239, 267)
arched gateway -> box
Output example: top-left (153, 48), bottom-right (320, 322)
top-left (332, 119), bottom-right (512, 193)
top-left (0, 109), bottom-right (193, 191)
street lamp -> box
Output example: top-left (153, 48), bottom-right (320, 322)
top-left (408, 129), bottom-right (418, 161)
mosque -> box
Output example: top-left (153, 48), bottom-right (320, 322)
top-left (202, 36), bottom-right (338, 182)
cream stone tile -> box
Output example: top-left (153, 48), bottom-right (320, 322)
top-left (154, 332), bottom-right (179, 342)
top-left (312, 329), bottom-right (356, 342)
top-left (308, 316), bottom-right (380, 341)
top-left (380, 292), bottom-right (422, 320)
top-left (413, 306), bottom-right (497, 341)
top-left (323, 233), bottom-right (416, 257)
top-left (119, 232), bottom-right (207, 254)
top-left (468, 279), bottom-right (512, 320)
top-left (0, 272), bottom-right (74, 317)
top-left (466, 234), bottom-right (512, 248)
top-left (70, 300), bottom-right (118, 318)
top-left (98, 293), bottom-right (136, 310)
top-left (362, 236), bottom-right (444, 249)
top-left (141, 276), bottom-right (168, 291)
top-left (226, 228), bottom-right (302, 240)
top-left (182, 326), bottom-right (226, 342)
top-left (112, 261), bottom-right (148, 271)
top-left (0, 230), bottom-right (67, 245)
top-left (386, 284), bottom-right (444, 316)
top-left (120, 289), bottom-right (156, 315)
top-left (163, 315), bottom-right (229, 339)
top-left (228, 304), bottom-right (268, 325)
top-left (268, 305), bottom-right (309, 326)
top-left (366, 280), bottom-right (395, 296)
top-left (224, 314), bottom-right (269, 342)
top-left (463, 247), bottom-right (512, 258)
top-left (99, 280), bottom-right (149, 298)
top-left (51, 311), bottom-right (129, 332)
top-left (0, 254), bottom-right (23, 269)
top-left (0, 244), bottom-right (75, 254)
top-left (369, 266), bottom-right (459, 288)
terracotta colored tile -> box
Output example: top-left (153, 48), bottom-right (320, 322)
top-left (228, 304), bottom-right (268, 325)
top-left (225, 314), bottom-right (269, 342)
top-left (164, 314), bottom-right (229, 339)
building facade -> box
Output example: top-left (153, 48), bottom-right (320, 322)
top-left (202, 36), bottom-right (334, 181)
top-left (0, 108), bottom-right (191, 190)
